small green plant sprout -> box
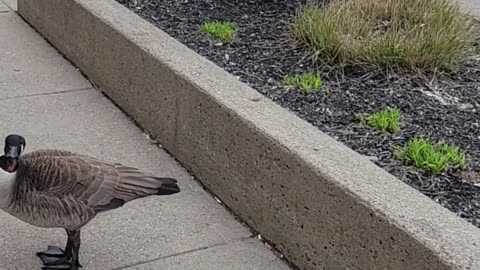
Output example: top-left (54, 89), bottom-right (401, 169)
top-left (200, 21), bottom-right (237, 42)
top-left (356, 107), bottom-right (401, 134)
top-left (394, 137), bottom-right (467, 174)
top-left (282, 72), bottom-right (323, 94)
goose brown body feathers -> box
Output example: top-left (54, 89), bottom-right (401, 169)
top-left (0, 135), bottom-right (180, 270)
top-left (6, 149), bottom-right (179, 230)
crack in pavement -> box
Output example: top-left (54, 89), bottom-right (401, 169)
top-left (0, 87), bottom-right (93, 101)
top-left (110, 236), bottom-right (255, 270)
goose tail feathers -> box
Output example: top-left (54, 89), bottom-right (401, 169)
top-left (153, 177), bottom-right (180, 195)
top-left (114, 168), bottom-right (180, 201)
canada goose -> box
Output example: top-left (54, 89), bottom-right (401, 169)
top-left (0, 134), bottom-right (180, 270)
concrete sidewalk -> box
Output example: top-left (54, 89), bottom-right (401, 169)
top-left (458, 0), bottom-right (480, 18)
top-left (0, 2), bottom-right (291, 270)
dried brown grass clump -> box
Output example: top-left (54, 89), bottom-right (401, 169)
top-left (291, 0), bottom-right (478, 72)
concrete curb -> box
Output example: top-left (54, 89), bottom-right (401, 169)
top-left (17, 0), bottom-right (480, 269)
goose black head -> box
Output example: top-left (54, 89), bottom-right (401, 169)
top-left (3, 134), bottom-right (26, 172)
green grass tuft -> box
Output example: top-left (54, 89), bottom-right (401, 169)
top-left (290, 0), bottom-right (478, 72)
top-left (357, 107), bottom-right (401, 133)
top-left (283, 72), bottom-right (323, 94)
top-left (200, 21), bottom-right (237, 42)
top-left (394, 137), bottom-right (467, 174)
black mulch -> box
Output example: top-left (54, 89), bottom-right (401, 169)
top-left (116, 0), bottom-right (480, 227)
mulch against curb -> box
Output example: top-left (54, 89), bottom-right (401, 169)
top-left (116, 0), bottom-right (480, 228)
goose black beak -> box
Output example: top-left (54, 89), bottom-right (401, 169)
top-left (5, 145), bottom-right (20, 173)
top-left (6, 157), bottom-right (17, 173)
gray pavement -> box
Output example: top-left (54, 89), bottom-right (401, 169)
top-left (458, 0), bottom-right (480, 18)
top-left (0, 2), bottom-right (291, 270)
top-left (2, 0), bottom-right (15, 10)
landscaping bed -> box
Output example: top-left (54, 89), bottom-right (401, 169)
top-left (116, 0), bottom-right (480, 227)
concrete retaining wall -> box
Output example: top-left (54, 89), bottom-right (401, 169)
top-left (17, 0), bottom-right (480, 269)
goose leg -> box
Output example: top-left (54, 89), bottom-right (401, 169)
top-left (36, 229), bottom-right (82, 270)
top-left (68, 229), bottom-right (82, 270)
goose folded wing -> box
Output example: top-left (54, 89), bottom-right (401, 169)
top-left (23, 154), bottom-right (176, 213)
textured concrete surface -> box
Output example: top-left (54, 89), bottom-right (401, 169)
top-left (0, 13), bottom-right (91, 98)
top-left (0, 3), bottom-right (8, 12)
top-left (126, 239), bottom-right (290, 270)
top-left (458, 0), bottom-right (480, 18)
top-left (0, 3), bottom-right (290, 270)
top-left (2, 0), bottom-right (15, 10)
top-left (17, 0), bottom-right (480, 270)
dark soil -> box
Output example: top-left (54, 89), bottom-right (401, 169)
top-left (116, 0), bottom-right (480, 227)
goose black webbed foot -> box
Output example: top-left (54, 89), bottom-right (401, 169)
top-left (36, 245), bottom-right (82, 270)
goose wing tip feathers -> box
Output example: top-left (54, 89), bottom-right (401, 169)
top-left (153, 177), bottom-right (180, 195)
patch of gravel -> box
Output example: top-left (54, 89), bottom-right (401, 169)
top-left (116, 0), bottom-right (480, 227)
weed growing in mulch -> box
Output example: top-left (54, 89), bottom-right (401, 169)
top-left (291, 0), bottom-right (478, 72)
top-left (357, 107), bottom-right (401, 134)
top-left (283, 72), bottom-right (323, 94)
top-left (394, 138), bottom-right (467, 174)
top-left (201, 21), bottom-right (237, 42)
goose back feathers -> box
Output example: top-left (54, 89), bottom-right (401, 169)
top-left (1, 149), bottom-right (179, 230)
